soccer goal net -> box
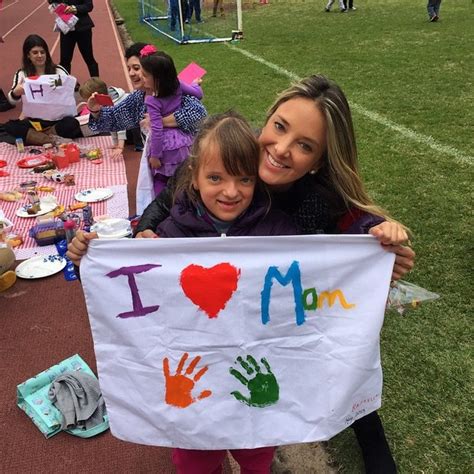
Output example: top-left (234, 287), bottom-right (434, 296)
top-left (139, 0), bottom-right (243, 44)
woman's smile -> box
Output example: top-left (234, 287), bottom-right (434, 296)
top-left (265, 150), bottom-right (290, 169)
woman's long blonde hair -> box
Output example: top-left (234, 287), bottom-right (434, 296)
top-left (266, 75), bottom-right (401, 224)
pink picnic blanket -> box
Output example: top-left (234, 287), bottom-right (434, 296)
top-left (0, 136), bottom-right (129, 260)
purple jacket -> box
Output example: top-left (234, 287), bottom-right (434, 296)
top-left (145, 81), bottom-right (202, 159)
top-left (156, 191), bottom-right (297, 237)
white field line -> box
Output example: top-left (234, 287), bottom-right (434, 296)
top-left (2, 1), bottom-right (46, 40)
top-left (226, 44), bottom-right (473, 165)
top-left (50, 35), bottom-right (60, 56)
top-left (0, 0), bottom-right (19, 12)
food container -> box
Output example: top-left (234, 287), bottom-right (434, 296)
top-left (29, 220), bottom-right (66, 246)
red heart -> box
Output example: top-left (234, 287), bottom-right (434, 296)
top-left (180, 263), bottom-right (240, 318)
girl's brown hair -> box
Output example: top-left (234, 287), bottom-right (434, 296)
top-left (174, 111), bottom-right (261, 206)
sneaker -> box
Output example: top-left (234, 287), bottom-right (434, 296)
top-left (184, 19), bottom-right (190, 24)
top-left (325, 7), bottom-right (330, 12)
top-left (350, 6), bottom-right (357, 10)
top-left (341, 8), bottom-right (348, 12)
top-left (0, 101), bottom-right (14, 112)
top-left (197, 19), bottom-right (204, 23)
top-left (429, 14), bottom-right (437, 21)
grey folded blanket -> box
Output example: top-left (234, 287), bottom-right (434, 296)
top-left (48, 371), bottom-right (106, 431)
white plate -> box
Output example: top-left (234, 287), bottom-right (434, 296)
top-left (90, 218), bottom-right (131, 239)
top-left (16, 201), bottom-right (57, 218)
top-left (15, 255), bottom-right (67, 279)
top-left (75, 188), bottom-right (114, 203)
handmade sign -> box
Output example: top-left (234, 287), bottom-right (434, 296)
top-left (81, 235), bottom-right (394, 449)
top-left (22, 74), bottom-right (77, 121)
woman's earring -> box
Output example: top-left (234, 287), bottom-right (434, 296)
top-left (309, 169), bottom-right (317, 175)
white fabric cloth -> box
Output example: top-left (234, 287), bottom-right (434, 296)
top-left (80, 235), bottom-right (394, 449)
top-left (22, 74), bottom-right (77, 121)
top-left (135, 132), bottom-right (154, 216)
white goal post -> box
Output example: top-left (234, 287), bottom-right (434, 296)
top-left (139, 0), bottom-right (243, 45)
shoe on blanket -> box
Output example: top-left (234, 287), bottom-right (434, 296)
top-left (0, 88), bottom-right (14, 112)
top-left (25, 129), bottom-right (54, 146)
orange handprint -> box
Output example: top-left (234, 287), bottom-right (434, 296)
top-left (163, 353), bottom-right (212, 408)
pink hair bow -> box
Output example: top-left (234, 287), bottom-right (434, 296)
top-left (140, 44), bottom-right (158, 57)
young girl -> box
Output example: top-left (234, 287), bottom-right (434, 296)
top-left (140, 48), bottom-right (204, 197)
top-left (68, 111), bottom-right (297, 472)
top-left (86, 42), bottom-right (207, 214)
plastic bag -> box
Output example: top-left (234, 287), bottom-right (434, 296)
top-left (386, 280), bottom-right (440, 315)
top-left (54, 15), bottom-right (79, 35)
top-left (49, 3), bottom-right (79, 34)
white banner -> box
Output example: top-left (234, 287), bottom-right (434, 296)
top-left (81, 235), bottom-right (394, 449)
top-left (22, 74), bottom-right (77, 121)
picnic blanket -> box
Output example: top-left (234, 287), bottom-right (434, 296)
top-left (0, 136), bottom-right (129, 260)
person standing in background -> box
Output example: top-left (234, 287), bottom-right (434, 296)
top-left (342, 0), bottom-right (356, 11)
top-left (325, 0), bottom-right (346, 12)
top-left (427, 0), bottom-right (441, 21)
top-left (212, 0), bottom-right (224, 17)
top-left (48, 0), bottom-right (99, 77)
top-left (186, 0), bottom-right (203, 23)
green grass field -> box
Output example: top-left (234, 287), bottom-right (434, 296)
top-left (113, 0), bottom-right (473, 471)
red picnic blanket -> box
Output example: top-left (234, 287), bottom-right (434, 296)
top-left (0, 136), bottom-right (129, 260)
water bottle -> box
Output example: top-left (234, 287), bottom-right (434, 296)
top-left (64, 219), bottom-right (77, 244)
top-left (15, 138), bottom-right (25, 153)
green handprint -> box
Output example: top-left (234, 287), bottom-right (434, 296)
top-left (229, 355), bottom-right (279, 407)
